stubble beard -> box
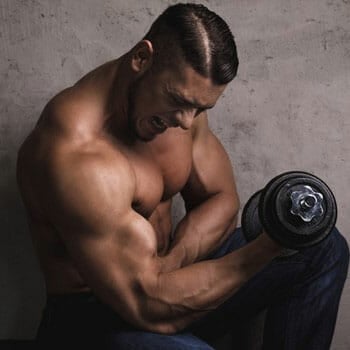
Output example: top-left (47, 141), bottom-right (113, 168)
top-left (127, 77), bottom-right (155, 142)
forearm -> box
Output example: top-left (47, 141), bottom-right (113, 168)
top-left (164, 192), bottom-right (238, 271)
top-left (77, 207), bottom-right (280, 334)
top-left (139, 233), bottom-right (282, 333)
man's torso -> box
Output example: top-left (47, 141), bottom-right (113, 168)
top-left (17, 63), bottom-right (196, 294)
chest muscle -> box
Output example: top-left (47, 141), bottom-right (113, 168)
top-left (130, 131), bottom-right (193, 217)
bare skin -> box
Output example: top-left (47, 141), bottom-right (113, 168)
top-left (17, 40), bottom-right (282, 334)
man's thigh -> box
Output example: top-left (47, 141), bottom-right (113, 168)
top-left (37, 293), bottom-right (215, 350)
top-left (101, 330), bottom-right (214, 350)
top-left (191, 226), bottom-right (348, 344)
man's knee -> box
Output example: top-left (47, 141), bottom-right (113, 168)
top-left (331, 228), bottom-right (350, 272)
top-left (299, 227), bottom-right (349, 284)
top-left (312, 227), bottom-right (350, 284)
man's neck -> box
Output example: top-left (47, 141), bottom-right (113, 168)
top-left (103, 54), bottom-right (137, 144)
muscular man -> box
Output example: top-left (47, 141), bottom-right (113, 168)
top-left (17, 4), bottom-right (349, 349)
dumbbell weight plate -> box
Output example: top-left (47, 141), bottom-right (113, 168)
top-left (241, 190), bottom-right (263, 242)
top-left (241, 190), bottom-right (297, 257)
top-left (260, 171), bottom-right (337, 249)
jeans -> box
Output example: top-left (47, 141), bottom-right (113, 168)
top-left (36, 227), bottom-right (349, 349)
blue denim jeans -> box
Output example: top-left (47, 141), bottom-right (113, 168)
top-left (37, 227), bottom-right (349, 349)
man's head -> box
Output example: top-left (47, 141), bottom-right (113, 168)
top-left (119, 3), bottom-right (238, 141)
top-left (143, 3), bottom-right (239, 85)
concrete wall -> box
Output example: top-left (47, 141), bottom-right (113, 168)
top-left (0, 0), bottom-right (349, 347)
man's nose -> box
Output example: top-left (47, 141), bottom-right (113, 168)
top-left (175, 110), bottom-right (196, 130)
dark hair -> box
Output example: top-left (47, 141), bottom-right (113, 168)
top-left (143, 3), bottom-right (239, 85)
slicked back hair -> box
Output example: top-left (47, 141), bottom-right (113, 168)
top-left (143, 3), bottom-right (239, 85)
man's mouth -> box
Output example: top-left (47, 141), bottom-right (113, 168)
top-left (151, 116), bottom-right (167, 131)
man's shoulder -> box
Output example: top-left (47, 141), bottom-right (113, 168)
top-left (18, 121), bottom-right (135, 199)
top-left (43, 84), bottom-right (103, 135)
top-left (20, 77), bottom-right (125, 173)
top-left (47, 143), bottom-right (136, 214)
top-left (18, 136), bottom-right (136, 225)
top-left (47, 137), bottom-right (136, 194)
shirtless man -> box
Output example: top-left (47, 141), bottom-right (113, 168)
top-left (17, 4), bottom-right (349, 349)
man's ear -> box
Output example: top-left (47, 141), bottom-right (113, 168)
top-left (130, 40), bottom-right (154, 74)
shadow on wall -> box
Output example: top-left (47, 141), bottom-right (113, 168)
top-left (0, 141), bottom-right (45, 339)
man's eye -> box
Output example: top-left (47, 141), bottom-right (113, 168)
top-left (175, 101), bottom-right (188, 108)
top-left (168, 95), bottom-right (187, 108)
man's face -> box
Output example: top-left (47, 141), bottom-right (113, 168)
top-left (127, 63), bottom-right (226, 142)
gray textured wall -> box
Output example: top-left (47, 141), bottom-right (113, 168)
top-left (0, 0), bottom-right (349, 347)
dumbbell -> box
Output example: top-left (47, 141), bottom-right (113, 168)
top-left (241, 171), bottom-right (337, 256)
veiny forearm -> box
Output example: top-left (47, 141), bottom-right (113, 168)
top-left (163, 192), bottom-right (238, 271)
top-left (139, 233), bottom-right (282, 333)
